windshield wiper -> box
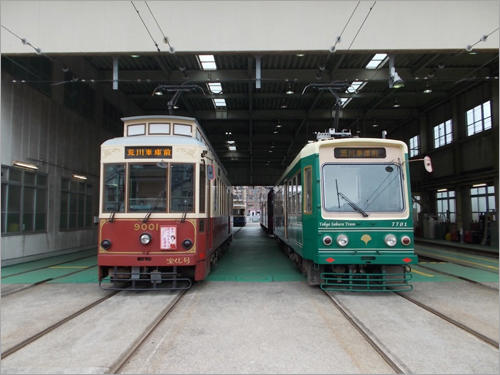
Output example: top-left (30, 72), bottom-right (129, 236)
top-left (143, 192), bottom-right (166, 223)
top-left (337, 192), bottom-right (369, 217)
top-left (335, 179), bottom-right (368, 217)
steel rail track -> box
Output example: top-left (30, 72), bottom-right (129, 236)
top-left (414, 241), bottom-right (498, 259)
top-left (416, 251), bottom-right (498, 274)
top-left (416, 264), bottom-right (499, 291)
top-left (1, 265), bottom-right (98, 297)
top-left (109, 289), bottom-right (188, 374)
top-left (395, 292), bottom-right (499, 349)
top-left (323, 291), bottom-right (410, 374)
top-left (2, 253), bottom-right (96, 279)
top-left (1, 291), bottom-right (119, 358)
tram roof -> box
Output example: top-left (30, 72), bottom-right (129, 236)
top-left (101, 135), bottom-right (205, 147)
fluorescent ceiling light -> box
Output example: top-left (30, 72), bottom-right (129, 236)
top-left (340, 97), bottom-right (351, 107)
top-left (208, 82), bottom-right (222, 94)
top-left (472, 183), bottom-right (487, 187)
top-left (366, 53), bottom-right (388, 69)
top-left (213, 98), bottom-right (226, 107)
top-left (13, 161), bottom-right (38, 170)
top-left (437, 188), bottom-right (448, 192)
top-left (228, 146), bottom-right (236, 151)
top-left (198, 54), bottom-right (217, 70)
top-left (72, 174), bottom-right (88, 181)
top-left (346, 80), bottom-right (366, 94)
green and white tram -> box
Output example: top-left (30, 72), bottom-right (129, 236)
top-left (272, 129), bottom-right (418, 291)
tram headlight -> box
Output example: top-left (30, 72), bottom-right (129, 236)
top-left (140, 233), bottom-right (152, 245)
top-left (336, 234), bottom-right (349, 247)
top-left (101, 239), bottom-right (112, 250)
top-left (385, 234), bottom-right (397, 247)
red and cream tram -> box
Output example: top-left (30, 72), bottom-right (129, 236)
top-left (98, 115), bottom-right (232, 289)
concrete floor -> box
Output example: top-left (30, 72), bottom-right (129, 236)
top-left (1, 225), bottom-right (498, 374)
top-left (120, 282), bottom-right (394, 374)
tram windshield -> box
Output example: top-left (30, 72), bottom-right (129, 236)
top-left (129, 164), bottom-right (167, 212)
top-left (102, 163), bottom-right (195, 213)
top-left (322, 163), bottom-right (405, 214)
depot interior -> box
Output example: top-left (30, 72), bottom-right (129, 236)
top-left (1, 12), bottom-right (499, 265)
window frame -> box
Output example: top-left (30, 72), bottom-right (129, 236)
top-left (433, 119), bottom-right (453, 148)
top-left (60, 177), bottom-right (92, 231)
top-left (409, 135), bottom-right (420, 157)
top-left (436, 190), bottom-right (456, 223)
top-left (470, 185), bottom-right (496, 222)
top-left (467, 100), bottom-right (492, 136)
top-left (303, 166), bottom-right (313, 214)
top-left (1, 165), bottom-right (48, 235)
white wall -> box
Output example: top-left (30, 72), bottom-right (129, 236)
top-left (1, 72), bottom-right (115, 263)
top-left (1, 1), bottom-right (498, 54)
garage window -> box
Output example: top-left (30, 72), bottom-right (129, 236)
top-left (60, 178), bottom-right (93, 230)
top-left (436, 190), bottom-right (455, 223)
top-left (467, 101), bottom-right (492, 136)
top-left (409, 135), bottom-right (420, 157)
top-left (434, 120), bottom-right (453, 148)
top-left (1, 166), bottom-right (47, 234)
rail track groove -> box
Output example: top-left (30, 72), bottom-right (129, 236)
top-left (395, 292), bottom-right (499, 349)
top-left (109, 289), bottom-right (187, 374)
top-left (324, 291), bottom-right (410, 374)
top-left (1, 291), bottom-right (119, 358)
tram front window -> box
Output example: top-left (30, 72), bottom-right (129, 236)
top-left (170, 164), bottom-right (194, 212)
top-left (128, 164), bottom-right (167, 212)
top-left (103, 164), bottom-right (125, 212)
top-left (323, 163), bottom-right (404, 213)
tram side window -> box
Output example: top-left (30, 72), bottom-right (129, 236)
top-left (170, 163), bottom-right (194, 212)
top-left (199, 165), bottom-right (206, 213)
top-left (103, 164), bottom-right (125, 213)
top-left (297, 170), bottom-right (302, 215)
top-left (129, 164), bottom-right (167, 212)
top-left (304, 167), bottom-right (312, 214)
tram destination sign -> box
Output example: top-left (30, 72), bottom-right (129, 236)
top-left (125, 146), bottom-right (172, 159)
top-left (334, 147), bottom-right (386, 158)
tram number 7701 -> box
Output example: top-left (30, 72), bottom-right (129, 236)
top-left (391, 221), bottom-right (408, 227)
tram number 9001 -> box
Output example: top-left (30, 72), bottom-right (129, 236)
top-left (134, 223), bottom-right (160, 231)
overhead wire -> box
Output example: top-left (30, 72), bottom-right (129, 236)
top-left (130, 0), bottom-right (161, 52)
top-left (346, 1), bottom-right (377, 51)
top-left (144, 1), bottom-right (175, 53)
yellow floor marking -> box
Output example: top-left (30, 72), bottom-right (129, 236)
top-left (49, 266), bottom-right (88, 269)
top-left (416, 251), bottom-right (498, 271)
top-left (416, 248), bottom-right (499, 264)
top-left (412, 269), bottom-right (435, 277)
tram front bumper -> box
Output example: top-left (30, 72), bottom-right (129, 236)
top-left (316, 253), bottom-right (418, 265)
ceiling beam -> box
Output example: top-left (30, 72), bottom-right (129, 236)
top-left (193, 108), bottom-right (418, 121)
top-left (108, 67), bottom-right (491, 83)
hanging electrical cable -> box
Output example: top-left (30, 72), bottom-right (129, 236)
top-left (144, 1), bottom-right (175, 53)
top-left (130, 0), bottom-right (161, 52)
top-left (347, 1), bottom-right (377, 51)
top-left (329, 0), bottom-right (361, 53)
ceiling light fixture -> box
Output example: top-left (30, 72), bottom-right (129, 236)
top-left (393, 98), bottom-right (401, 108)
top-left (388, 55), bottom-right (404, 89)
top-left (72, 174), bottom-right (88, 181)
top-left (13, 161), bottom-right (38, 170)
